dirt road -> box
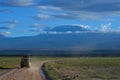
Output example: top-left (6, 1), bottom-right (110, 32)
top-left (0, 61), bottom-right (44, 80)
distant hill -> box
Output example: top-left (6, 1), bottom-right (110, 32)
top-left (0, 50), bottom-right (120, 56)
top-left (0, 34), bottom-right (5, 39)
top-left (0, 34), bottom-right (5, 38)
top-left (0, 32), bottom-right (120, 51)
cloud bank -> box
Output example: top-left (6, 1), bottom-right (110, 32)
top-left (0, 31), bottom-right (11, 36)
top-left (0, 25), bottom-right (15, 30)
top-left (1, 0), bottom-right (120, 20)
top-left (38, 0), bottom-right (120, 20)
top-left (0, 20), bottom-right (18, 24)
top-left (0, 0), bottom-right (34, 6)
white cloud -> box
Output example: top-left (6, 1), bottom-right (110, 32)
top-left (31, 14), bottom-right (50, 20)
top-left (0, 24), bottom-right (15, 30)
top-left (53, 11), bottom-right (105, 21)
top-left (73, 24), bottom-right (90, 29)
top-left (37, 6), bottom-right (61, 11)
top-left (0, 0), bottom-right (34, 6)
top-left (47, 31), bottom-right (58, 34)
top-left (38, 0), bottom-right (120, 20)
top-left (32, 23), bottom-right (48, 27)
top-left (101, 23), bottom-right (111, 32)
top-left (1, 0), bottom-right (120, 20)
top-left (32, 23), bottom-right (43, 27)
top-left (0, 32), bottom-right (11, 36)
top-left (0, 20), bottom-right (18, 24)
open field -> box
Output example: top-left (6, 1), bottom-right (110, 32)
top-left (0, 57), bottom-right (120, 80)
top-left (0, 57), bottom-right (20, 69)
top-left (43, 57), bottom-right (120, 80)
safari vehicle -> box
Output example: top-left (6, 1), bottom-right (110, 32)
top-left (20, 55), bottom-right (31, 68)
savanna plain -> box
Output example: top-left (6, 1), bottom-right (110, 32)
top-left (0, 57), bottom-right (120, 80)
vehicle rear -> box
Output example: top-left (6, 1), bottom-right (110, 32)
top-left (20, 56), bottom-right (31, 68)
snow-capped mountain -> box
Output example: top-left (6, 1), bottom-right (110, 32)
top-left (45, 24), bottom-right (89, 32)
top-left (0, 25), bottom-right (120, 51)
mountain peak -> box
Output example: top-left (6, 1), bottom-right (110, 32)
top-left (46, 24), bottom-right (89, 32)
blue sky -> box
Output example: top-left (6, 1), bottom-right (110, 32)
top-left (0, 0), bottom-right (120, 37)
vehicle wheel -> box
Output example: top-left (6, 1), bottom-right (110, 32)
top-left (21, 64), bottom-right (24, 68)
top-left (20, 62), bottom-right (24, 68)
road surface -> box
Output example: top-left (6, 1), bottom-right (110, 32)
top-left (0, 61), bottom-right (44, 80)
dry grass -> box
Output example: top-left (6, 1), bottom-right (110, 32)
top-left (44, 57), bottom-right (120, 80)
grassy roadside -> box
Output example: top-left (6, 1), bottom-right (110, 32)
top-left (0, 57), bottom-right (20, 69)
top-left (0, 56), bottom-right (59, 69)
top-left (43, 57), bottom-right (120, 80)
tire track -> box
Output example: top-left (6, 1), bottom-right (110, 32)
top-left (0, 61), bottom-right (46, 80)
top-left (0, 69), bottom-right (18, 80)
